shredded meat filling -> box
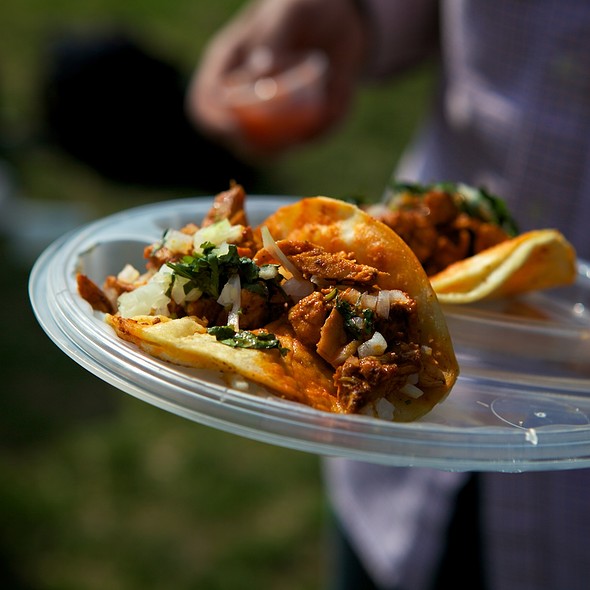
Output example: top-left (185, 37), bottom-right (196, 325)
top-left (201, 182), bottom-right (248, 227)
top-left (336, 344), bottom-right (422, 413)
top-left (276, 240), bottom-right (379, 284)
top-left (76, 274), bottom-right (116, 314)
top-left (373, 190), bottom-right (510, 275)
top-left (287, 279), bottom-right (424, 412)
top-left (316, 306), bottom-right (351, 367)
top-left (288, 291), bottom-right (329, 348)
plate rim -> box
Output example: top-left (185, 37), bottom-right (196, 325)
top-left (28, 195), bottom-right (590, 472)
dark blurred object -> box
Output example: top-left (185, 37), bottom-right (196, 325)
top-left (42, 30), bottom-right (258, 191)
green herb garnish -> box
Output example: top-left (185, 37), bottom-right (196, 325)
top-left (166, 243), bottom-right (281, 300)
top-left (335, 297), bottom-right (375, 340)
top-left (208, 325), bottom-right (288, 355)
top-left (387, 180), bottom-right (519, 236)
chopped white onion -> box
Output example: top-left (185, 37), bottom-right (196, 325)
top-left (282, 276), bottom-right (314, 302)
top-left (331, 340), bottom-right (360, 366)
top-left (215, 242), bottom-right (231, 256)
top-left (117, 263), bottom-right (140, 284)
top-left (192, 219), bottom-right (244, 252)
top-left (340, 287), bottom-right (361, 304)
top-left (357, 331), bottom-right (388, 357)
top-left (258, 265), bottom-right (279, 280)
top-left (359, 397), bottom-right (396, 421)
top-left (260, 226), bottom-right (302, 279)
top-left (349, 316), bottom-right (365, 333)
top-left (217, 273), bottom-right (241, 330)
top-left (400, 382), bottom-right (424, 399)
top-left (227, 373), bottom-right (250, 392)
top-left (227, 309), bottom-right (240, 331)
top-left (375, 397), bottom-right (396, 420)
top-left (388, 289), bottom-right (410, 304)
top-left (163, 229), bottom-right (194, 254)
top-left (260, 226), bottom-right (314, 301)
top-left (117, 266), bottom-right (172, 317)
top-left (360, 292), bottom-right (377, 309)
top-left (345, 289), bottom-right (411, 320)
top-left (374, 289), bottom-right (411, 319)
top-left (171, 275), bottom-right (202, 305)
top-left (376, 290), bottom-right (390, 319)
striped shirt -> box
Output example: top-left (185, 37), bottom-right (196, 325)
top-left (325, 2), bottom-right (590, 589)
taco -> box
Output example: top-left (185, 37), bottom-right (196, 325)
top-left (429, 228), bottom-right (576, 303)
top-left (367, 181), bottom-right (576, 303)
top-left (78, 185), bottom-right (458, 422)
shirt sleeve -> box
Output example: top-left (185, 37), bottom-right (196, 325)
top-left (357, 0), bottom-right (439, 79)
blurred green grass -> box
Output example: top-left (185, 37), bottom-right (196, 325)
top-left (0, 1), bottom-right (433, 588)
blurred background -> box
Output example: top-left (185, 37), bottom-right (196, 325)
top-left (1, 0), bottom-right (433, 588)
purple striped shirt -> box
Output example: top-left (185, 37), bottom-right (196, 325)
top-left (325, 2), bottom-right (590, 589)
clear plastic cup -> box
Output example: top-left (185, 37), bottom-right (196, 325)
top-left (222, 48), bottom-right (329, 150)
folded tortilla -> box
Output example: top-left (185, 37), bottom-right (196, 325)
top-left (261, 197), bottom-right (459, 420)
top-left (430, 229), bottom-right (576, 303)
top-left (106, 313), bottom-right (339, 412)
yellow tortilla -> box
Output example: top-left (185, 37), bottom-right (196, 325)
top-left (261, 196), bottom-right (459, 420)
top-left (430, 229), bottom-right (576, 303)
top-left (106, 314), bottom-right (338, 412)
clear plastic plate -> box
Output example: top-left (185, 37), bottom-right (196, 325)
top-left (29, 196), bottom-right (590, 472)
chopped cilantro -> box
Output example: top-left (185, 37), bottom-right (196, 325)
top-left (166, 243), bottom-right (282, 300)
top-left (387, 180), bottom-right (519, 236)
top-left (335, 297), bottom-right (375, 340)
top-left (208, 325), bottom-right (288, 355)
